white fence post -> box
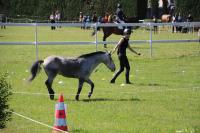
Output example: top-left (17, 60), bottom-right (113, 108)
top-left (1, 22), bottom-right (200, 58)
top-left (35, 23), bottom-right (39, 61)
top-left (149, 23), bottom-right (153, 58)
top-left (95, 23), bottom-right (98, 51)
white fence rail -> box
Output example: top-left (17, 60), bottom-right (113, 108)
top-left (0, 22), bottom-right (200, 58)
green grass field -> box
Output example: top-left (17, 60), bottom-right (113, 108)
top-left (0, 26), bottom-right (200, 133)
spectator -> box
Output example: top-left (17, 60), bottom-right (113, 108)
top-left (187, 14), bottom-right (193, 22)
top-left (50, 11), bottom-right (56, 30)
top-left (1, 14), bottom-right (6, 29)
top-left (55, 10), bottom-right (61, 28)
top-left (187, 14), bottom-right (193, 33)
top-left (198, 29), bottom-right (200, 44)
top-left (177, 12), bottom-right (182, 22)
top-left (108, 13), bottom-right (113, 23)
top-left (176, 13), bottom-right (182, 32)
top-left (153, 16), bottom-right (158, 34)
top-left (172, 14), bottom-right (177, 33)
top-left (103, 12), bottom-right (109, 23)
top-left (92, 12), bottom-right (97, 23)
top-left (85, 15), bottom-right (91, 29)
top-left (79, 12), bottom-right (84, 29)
top-left (82, 15), bottom-right (87, 29)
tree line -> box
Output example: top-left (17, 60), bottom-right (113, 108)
top-left (0, 0), bottom-right (199, 21)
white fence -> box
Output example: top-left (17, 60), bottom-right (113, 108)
top-left (0, 22), bottom-right (200, 58)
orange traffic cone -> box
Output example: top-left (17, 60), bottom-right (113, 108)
top-left (53, 94), bottom-right (68, 133)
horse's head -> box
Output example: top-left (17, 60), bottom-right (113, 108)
top-left (103, 51), bottom-right (116, 72)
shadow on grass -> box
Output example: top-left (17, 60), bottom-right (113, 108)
top-left (70, 129), bottom-right (87, 133)
top-left (54, 97), bottom-right (144, 102)
top-left (137, 82), bottom-right (168, 87)
top-left (82, 97), bottom-right (143, 102)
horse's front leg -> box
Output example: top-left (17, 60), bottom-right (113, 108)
top-left (103, 35), bottom-right (107, 48)
top-left (75, 79), bottom-right (84, 101)
top-left (86, 79), bottom-right (94, 98)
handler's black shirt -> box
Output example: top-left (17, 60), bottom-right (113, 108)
top-left (117, 37), bottom-right (129, 56)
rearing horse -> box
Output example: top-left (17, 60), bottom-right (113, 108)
top-left (28, 51), bottom-right (115, 101)
top-left (91, 17), bottom-right (139, 47)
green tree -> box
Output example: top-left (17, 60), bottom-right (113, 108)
top-left (162, 0), bottom-right (168, 14)
top-left (175, 0), bottom-right (200, 20)
top-left (151, 0), bottom-right (159, 17)
top-left (1, 0), bottom-right (199, 20)
top-left (0, 73), bottom-right (12, 129)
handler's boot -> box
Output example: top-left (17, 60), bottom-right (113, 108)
top-left (126, 71), bottom-right (132, 84)
top-left (110, 73), bottom-right (119, 83)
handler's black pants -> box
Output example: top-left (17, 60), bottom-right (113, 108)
top-left (111, 54), bottom-right (130, 83)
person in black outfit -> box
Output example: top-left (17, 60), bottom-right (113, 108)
top-left (110, 29), bottom-right (140, 84)
top-left (115, 3), bottom-right (126, 29)
top-left (116, 3), bottom-right (126, 23)
top-left (1, 14), bottom-right (6, 29)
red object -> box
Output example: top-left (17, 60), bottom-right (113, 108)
top-left (58, 94), bottom-right (64, 102)
top-left (53, 94), bottom-right (68, 132)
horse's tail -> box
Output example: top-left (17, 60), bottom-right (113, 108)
top-left (28, 60), bottom-right (44, 82)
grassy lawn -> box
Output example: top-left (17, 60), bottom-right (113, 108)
top-left (0, 26), bottom-right (200, 133)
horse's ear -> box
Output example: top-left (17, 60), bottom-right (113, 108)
top-left (105, 49), bottom-right (108, 53)
top-left (104, 50), bottom-right (112, 56)
top-left (108, 51), bottom-right (111, 55)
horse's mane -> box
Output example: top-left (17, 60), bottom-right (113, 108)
top-left (78, 51), bottom-right (105, 58)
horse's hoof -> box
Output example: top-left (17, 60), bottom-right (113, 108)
top-left (110, 79), bottom-right (115, 84)
top-left (50, 94), bottom-right (54, 100)
top-left (75, 95), bottom-right (79, 101)
top-left (126, 81), bottom-right (132, 84)
top-left (88, 93), bottom-right (92, 98)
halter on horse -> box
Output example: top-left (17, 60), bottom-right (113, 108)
top-left (91, 16), bottom-right (139, 47)
top-left (28, 51), bottom-right (115, 101)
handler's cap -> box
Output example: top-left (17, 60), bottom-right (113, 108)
top-left (123, 28), bottom-right (131, 35)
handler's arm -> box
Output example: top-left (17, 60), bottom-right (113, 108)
top-left (128, 44), bottom-right (140, 55)
top-left (111, 38), bottom-right (123, 55)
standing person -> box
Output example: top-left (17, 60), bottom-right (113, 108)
top-left (172, 14), bottom-right (177, 33)
top-left (153, 16), bottom-right (158, 34)
top-left (187, 14), bottom-right (193, 33)
top-left (55, 10), bottom-right (61, 28)
top-left (177, 12), bottom-right (182, 32)
top-left (92, 12), bottom-right (97, 23)
top-left (1, 14), bottom-right (6, 29)
top-left (103, 12), bottom-right (109, 23)
top-left (198, 29), bottom-right (200, 45)
top-left (108, 13), bottom-right (113, 23)
top-left (110, 29), bottom-right (141, 84)
top-left (79, 12), bottom-right (84, 29)
top-left (50, 11), bottom-right (56, 30)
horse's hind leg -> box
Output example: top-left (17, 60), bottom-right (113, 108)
top-left (45, 70), bottom-right (57, 100)
top-left (45, 78), bottom-right (55, 100)
top-left (75, 79), bottom-right (84, 101)
top-left (86, 79), bottom-right (94, 98)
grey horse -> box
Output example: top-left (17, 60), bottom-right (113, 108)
top-left (28, 51), bottom-right (116, 100)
